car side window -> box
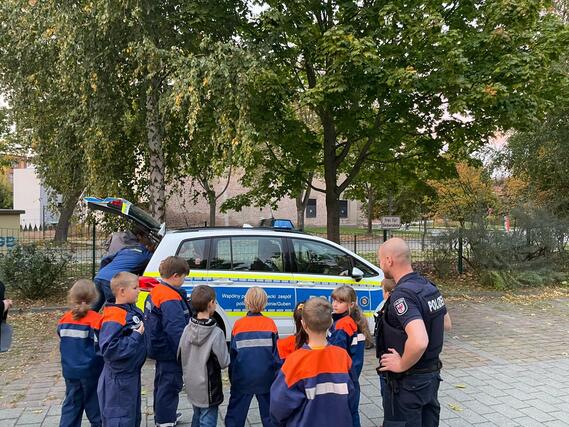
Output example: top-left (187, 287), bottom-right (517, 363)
top-left (233, 237), bottom-right (284, 272)
top-left (177, 238), bottom-right (209, 270)
top-left (210, 238), bottom-right (232, 270)
top-left (292, 238), bottom-right (352, 276)
top-left (353, 257), bottom-right (377, 277)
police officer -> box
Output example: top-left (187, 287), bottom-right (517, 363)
top-left (376, 238), bottom-right (451, 427)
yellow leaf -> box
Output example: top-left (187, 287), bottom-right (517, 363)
top-left (448, 403), bottom-right (463, 412)
top-left (454, 384), bottom-right (466, 389)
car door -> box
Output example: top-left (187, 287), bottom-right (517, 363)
top-left (207, 235), bottom-right (297, 336)
top-left (289, 237), bottom-right (383, 318)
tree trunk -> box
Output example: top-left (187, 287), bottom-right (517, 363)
top-left (146, 76), bottom-right (166, 223)
top-left (367, 185), bottom-right (374, 235)
top-left (208, 190), bottom-right (217, 227)
top-left (295, 194), bottom-right (305, 231)
top-left (54, 189), bottom-right (82, 243)
top-left (321, 109), bottom-right (340, 243)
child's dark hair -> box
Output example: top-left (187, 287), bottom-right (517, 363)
top-left (191, 285), bottom-right (216, 313)
top-left (293, 301), bottom-right (308, 349)
top-left (382, 279), bottom-right (396, 295)
top-left (68, 279), bottom-right (98, 320)
top-left (331, 285), bottom-right (367, 334)
top-left (159, 256), bottom-right (190, 278)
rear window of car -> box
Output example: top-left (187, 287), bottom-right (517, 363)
top-left (208, 236), bottom-right (285, 272)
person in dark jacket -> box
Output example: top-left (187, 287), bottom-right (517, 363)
top-left (270, 297), bottom-right (355, 427)
top-left (226, 287), bottom-right (279, 427)
top-left (98, 272), bottom-right (146, 427)
top-left (57, 279), bottom-right (103, 427)
top-left (144, 256), bottom-right (191, 427)
top-left (92, 234), bottom-right (154, 312)
top-left (0, 280), bottom-right (13, 352)
top-left (178, 285), bottom-right (229, 427)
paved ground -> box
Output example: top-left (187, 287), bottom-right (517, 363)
top-left (1, 295), bottom-right (569, 426)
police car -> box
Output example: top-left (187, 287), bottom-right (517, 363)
top-left (86, 197), bottom-right (385, 338)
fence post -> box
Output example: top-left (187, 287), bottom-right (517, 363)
top-left (92, 219), bottom-right (96, 280)
top-left (383, 229), bottom-right (388, 243)
top-left (458, 224), bottom-right (464, 274)
top-left (353, 234), bottom-right (357, 253)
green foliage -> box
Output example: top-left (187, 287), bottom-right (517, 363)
top-left (0, 244), bottom-right (71, 299)
top-left (0, 174), bottom-right (13, 209)
top-left (503, 107), bottom-right (569, 217)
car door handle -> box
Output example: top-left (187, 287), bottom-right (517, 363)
top-left (212, 280), bottom-right (233, 285)
top-left (297, 281), bottom-right (315, 287)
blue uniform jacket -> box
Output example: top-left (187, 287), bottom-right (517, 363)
top-left (329, 312), bottom-right (365, 381)
top-left (229, 312), bottom-right (279, 395)
top-left (270, 344), bottom-right (355, 427)
top-left (57, 309), bottom-right (103, 379)
top-left (144, 282), bottom-right (190, 361)
top-left (99, 303), bottom-right (147, 375)
top-left (96, 245), bottom-right (152, 283)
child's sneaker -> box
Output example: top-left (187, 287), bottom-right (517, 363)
top-left (155, 413), bottom-right (182, 427)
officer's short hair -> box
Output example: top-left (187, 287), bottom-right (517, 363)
top-left (191, 285), bottom-right (216, 313)
top-left (159, 256), bottom-right (190, 278)
top-left (244, 286), bottom-right (267, 313)
top-left (302, 297), bottom-right (332, 333)
top-left (110, 272), bottom-right (138, 296)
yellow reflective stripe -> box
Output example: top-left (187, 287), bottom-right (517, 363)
top-left (121, 201), bottom-right (130, 215)
top-left (144, 271), bottom-right (382, 287)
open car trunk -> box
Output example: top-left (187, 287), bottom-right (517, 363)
top-left (84, 197), bottom-right (164, 245)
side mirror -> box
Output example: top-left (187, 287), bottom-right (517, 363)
top-left (351, 267), bottom-right (364, 282)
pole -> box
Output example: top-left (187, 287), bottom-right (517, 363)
top-left (353, 234), bottom-right (357, 253)
top-left (458, 224), bottom-right (464, 274)
top-left (383, 229), bottom-right (388, 243)
top-left (92, 219), bottom-right (96, 280)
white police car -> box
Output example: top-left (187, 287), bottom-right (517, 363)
top-left (86, 197), bottom-right (385, 338)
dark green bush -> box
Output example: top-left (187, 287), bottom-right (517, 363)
top-left (0, 243), bottom-right (71, 299)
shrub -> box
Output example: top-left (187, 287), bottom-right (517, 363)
top-left (0, 243), bottom-right (71, 299)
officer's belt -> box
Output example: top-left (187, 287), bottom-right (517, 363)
top-left (387, 359), bottom-right (442, 381)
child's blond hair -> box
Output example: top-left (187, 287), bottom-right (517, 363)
top-left (244, 286), bottom-right (267, 313)
top-left (302, 297), bottom-right (332, 333)
top-left (68, 279), bottom-right (98, 320)
top-left (382, 279), bottom-right (396, 295)
top-left (110, 272), bottom-right (138, 296)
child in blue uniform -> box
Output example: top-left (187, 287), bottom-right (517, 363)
top-left (270, 297), bottom-right (355, 426)
top-left (226, 287), bottom-right (279, 427)
top-left (57, 279), bottom-right (103, 427)
top-left (144, 256), bottom-right (191, 427)
top-left (329, 285), bottom-right (366, 427)
top-left (98, 272), bottom-right (147, 427)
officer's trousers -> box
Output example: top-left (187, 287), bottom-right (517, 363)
top-left (60, 377), bottom-right (101, 427)
top-left (382, 372), bottom-right (441, 427)
top-left (154, 360), bottom-right (184, 426)
top-left (225, 392), bottom-right (272, 427)
top-left (98, 366), bottom-right (142, 427)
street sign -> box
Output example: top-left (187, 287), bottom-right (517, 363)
top-left (381, 216), bottom-right (401, 229)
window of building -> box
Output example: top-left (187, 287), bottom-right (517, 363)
top-left (306, 198), bottom-right (317, 218)
top-left (339, 200), bottom-right (348, 218)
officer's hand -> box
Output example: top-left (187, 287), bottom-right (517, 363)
top-left (379, 348), bottom-right (404, 373)
top-left (135, 322), bottom-right (145, 335)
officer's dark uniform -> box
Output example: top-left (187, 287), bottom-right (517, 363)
top-left (376, 272), bottom-right (447, 427)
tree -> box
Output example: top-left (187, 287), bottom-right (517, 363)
top-left (169, 41), bottom-right (254, 226)
top-left (244, 0), bottom-right (569, 242)
top-left (503, 107), bottom-right (569, 217)
top-left (429, 162), bottom-right (497, 226)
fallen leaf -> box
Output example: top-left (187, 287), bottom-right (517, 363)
top-left (454, 384), bottom-right (466, 389)
top-left (448, 403), bottom-right (463, 412)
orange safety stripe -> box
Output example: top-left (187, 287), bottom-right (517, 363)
top-left (277, 335), bottom-right (296, 360)
top-left (282, 345), bottom-right (352, 388)
top-left (232, 315), bottom-right (278, 336)
top-left (58, 310), bottom-right (102, 329)
top-left (150, 283), bottom-right (182, 308)
top-left (101, 306), bottom-right (127, 326)
top-left (335, 316), bottom-right (357, 336)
